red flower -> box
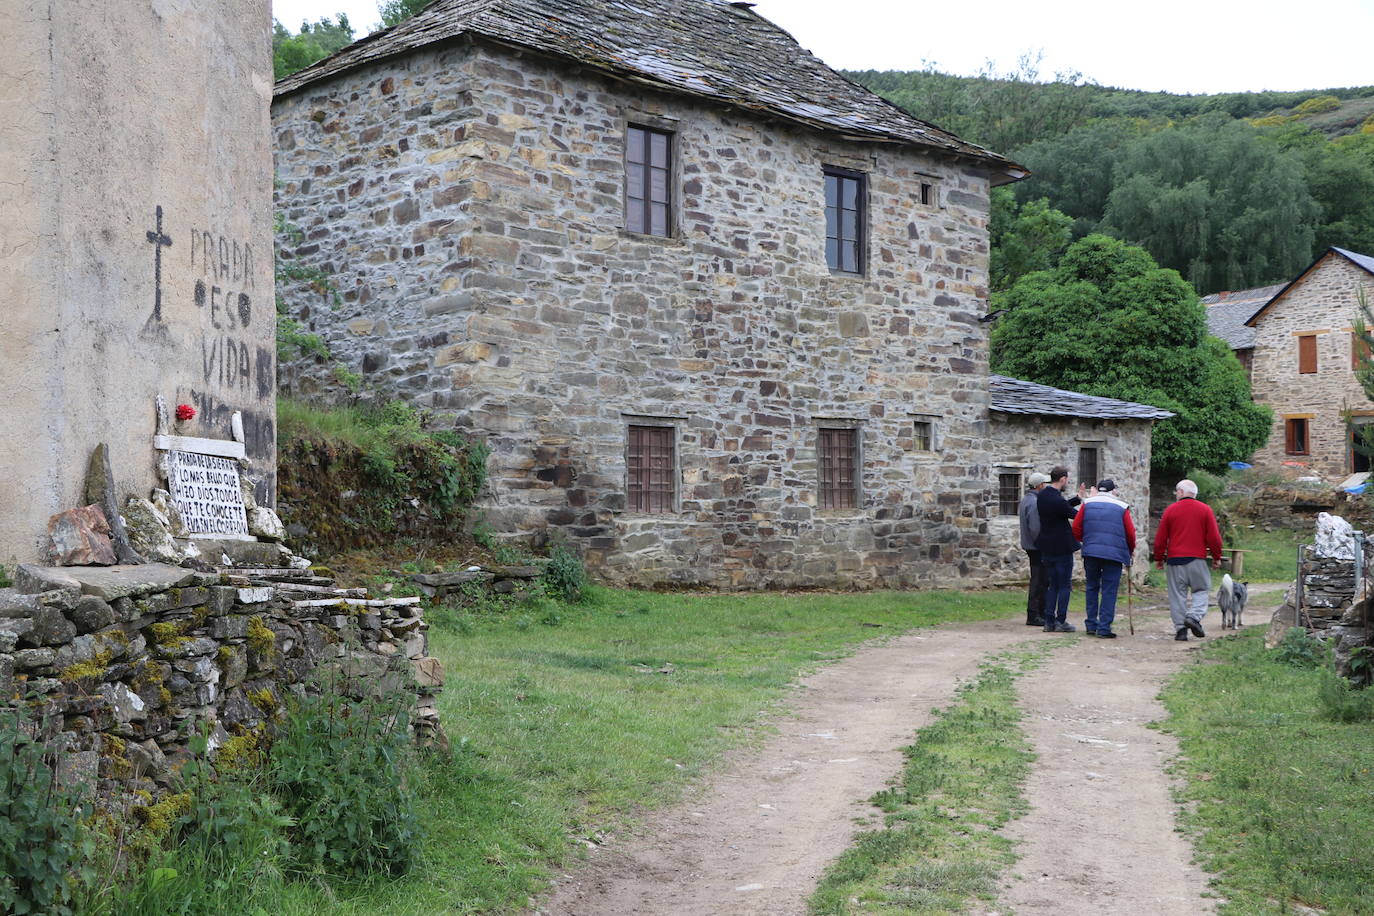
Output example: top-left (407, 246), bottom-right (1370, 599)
top-left (175, 404), bottom-right (196, 421)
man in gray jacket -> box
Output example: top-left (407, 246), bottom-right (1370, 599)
top-left (1018, 472), bottom-right (1050, 626)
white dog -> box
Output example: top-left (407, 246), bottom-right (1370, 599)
top-left (1217, 573), bottom-right (1248, 629)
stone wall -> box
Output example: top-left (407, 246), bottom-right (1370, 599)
top-left (988, 412), bottom-right (1156, 580)
top-left (1248, 254), bottom-right (1374, 477)
top-left (0, 561), bottom-right (443, 812)
top-left (272, 40), bottom-right (1007, 589)
top-left (0, 2), bottom-right (276, 564)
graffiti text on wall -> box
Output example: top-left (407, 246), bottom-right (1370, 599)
top-left (191, 229), bottom-right (269, 395)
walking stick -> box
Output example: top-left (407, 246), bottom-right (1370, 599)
top-left (1127, 567), bottom-right (1135, 635)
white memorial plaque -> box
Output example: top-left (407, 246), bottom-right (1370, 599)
top-left (167, 450), bottom-right (250, 536)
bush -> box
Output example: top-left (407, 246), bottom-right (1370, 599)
top-left (0, 702), bottom-right (92, 916)
top-left (542, 544), bottom-right (587, 603)
top-left (1275, 627), bottom-right (1325, 668)
top-left (265, 676), bottom-right (420, 877)
top-left (1316, 667), bottom-right (1374, 722)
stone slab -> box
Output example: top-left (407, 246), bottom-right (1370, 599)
top-left (166, 450), bottom-right (249, 537)
top-left (17, 564), bottom-right (197, 601)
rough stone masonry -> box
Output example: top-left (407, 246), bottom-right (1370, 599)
top-left (273, 27), bottom-right (1010, 589)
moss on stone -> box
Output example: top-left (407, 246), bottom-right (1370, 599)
top-left (247, 616), bottom-right (275, 655)
top-left (214, 728), bottom-right (264, 771)
top-left (134, 792), bottom-right (191, 838)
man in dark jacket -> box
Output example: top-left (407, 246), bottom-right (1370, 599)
top-left (1153, 478), bottom-right (1224, 641)
top-left (1036, 465), bottom-right (1087, 633)
top-left (1018, 472), bottom-right (1051, 626)
top-left (1071, 479), bottom-right (1137, 638)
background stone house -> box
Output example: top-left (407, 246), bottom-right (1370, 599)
top-left (271, 0), bottom-right (1168, 588)
top-left (1207, 247), bottom-right (1374, 478)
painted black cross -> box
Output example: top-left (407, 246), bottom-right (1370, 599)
top-left (146, 205), bottom-right (173, 323)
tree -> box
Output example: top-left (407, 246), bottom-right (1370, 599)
top-left (1012, 119), bottom-right (1139, 237)
top-left (273, 15), bottom-right (354, 80)
top-left (379, 0), bottom-right (435, 27)
top-left (1099, 115), bottom-right (1320, 292)
top-left (989, 189), bottom-right (1072, 291)
top-left (991, 235), bottom-right (1272, 475)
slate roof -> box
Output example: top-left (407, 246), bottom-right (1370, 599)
top-left (273, 0), bottom-right (1026, 183)
top-left (990, 375), bottom-right (1174, 421)
top-left (1202, 283), bottom-right (1284, 349)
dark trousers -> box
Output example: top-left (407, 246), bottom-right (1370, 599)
top-left (1024, 549), bottom-right (1046, 624)
top-left (1043, 552), bottom-right (1075, 626)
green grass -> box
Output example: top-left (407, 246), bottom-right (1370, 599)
top-left (253, 586), bottom-right (1024, 914)
top-left (1158, 631), bottom-right (1374, 914)
top-left (1226, 525), bottom-right (1306, 582)
top-left (808, 643), bottom-right (1054, 914)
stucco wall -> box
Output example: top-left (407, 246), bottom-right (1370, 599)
top-left (273, 41), bottom-right (1007, 588)
top-left (0, 1), bottom-right (276, 563)
top-left (1248, 255), bottom-right (1374, 478)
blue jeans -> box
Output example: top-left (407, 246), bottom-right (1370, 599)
top-left (1082, 555), bottom-right (1124, 634)
top-left (1043, 552), bottom-right (1075, 626)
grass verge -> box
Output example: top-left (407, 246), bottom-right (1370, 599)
top-left (1225, 526), bottom-right (1305, 583)
top-left (261, 585), bottom-right (1024, 915)
top-left (808, 642), bottom-right (1055, 914)
top-left (1158, 630), bottom-right (1374, 914)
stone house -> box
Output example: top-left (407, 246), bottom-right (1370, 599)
top-left (271, 0), bottom-right (1166, 587)
top-left (1207, 247), bottom-right (1374, 478)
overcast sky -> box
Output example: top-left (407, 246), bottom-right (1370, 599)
top-left (271, 0), bottom-right (1374, 96)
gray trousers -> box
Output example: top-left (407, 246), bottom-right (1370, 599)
top-left (1165, 559), bottom-right (1211, 629)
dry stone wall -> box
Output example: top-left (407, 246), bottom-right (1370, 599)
top-left (1249, 254), bottom-right (1374, 477)
top-left (273, 41), bottom-right (1006, 588)
top-left (0, 560), bottom-right (443, 813)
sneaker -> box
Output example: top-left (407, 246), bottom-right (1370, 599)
top-left (1043, 625), bottom-right (1057, 632)
top-left (1026, 618), bottom-right (1045, 627)
top-left (1084, 628), bottom-right (1098, 636)
top-left (1186, 618), bottom-right (1206, 638)
top-left (1175, 628), bottom-right (1189, 641)
top-left (1097, 631), bottom-right (1117, 639)
top-left (1054, 622), bottom-right (1076, 632)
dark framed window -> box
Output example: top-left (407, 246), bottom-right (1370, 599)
top-left (818, 427), bottom-right (859, 509)
top-left (1286, 417), bottom-right (1309, 456)
top-left (912, 420), bottom-right (933, 452)
top-left (627, 424), bottom-right (676, 512)
top-left (1077, 447), bottom-right (1100, 488)
top-left (1298, 334), bottom-right (1318, 374)
top-left (920, 182), bottom-right (934, 206)
top-left (824, 167), bottom-right (865, 274)
top-left (626, 125), bottom-right (672, 237)
top-left (997, 472), bottom-right (1022, 516)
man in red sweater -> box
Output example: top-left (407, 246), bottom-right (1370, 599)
top-left (1152, 479), bottom-right (1224, 641)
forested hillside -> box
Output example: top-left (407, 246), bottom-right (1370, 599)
top-left (847, 63), bottom-right (1374, 294)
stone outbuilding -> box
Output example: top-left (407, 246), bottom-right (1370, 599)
top-left (986, 376), bottom-right (1173, 581)
top-left (1207, 247), bottom-right (1374, 478)
top-left (270, 0), bottom-right (1169, 588)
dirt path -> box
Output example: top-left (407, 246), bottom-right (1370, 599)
top-left (533, 587), bottom-right (1284, 915)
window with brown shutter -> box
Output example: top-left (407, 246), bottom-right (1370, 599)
top-left (1353, 332), bottom-right (1370, 370)
top-left (1286, 418), bottom-right (1309, 455)
top-left (1298, 334), bottom-right (1318, 374)
top-left (627, 424), bottom-right (676, 512)
top-left (818, 427), bottom-right (859, 509)
top-left (997, 473), bottom-right (1021, 516)
top-left (626, 125), bottom-right (672, 237)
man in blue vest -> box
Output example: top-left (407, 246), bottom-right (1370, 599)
top-left (1036, 465), bottom-right (1087, 633)
top-left (1072, 479), bottom-right (1137, 638)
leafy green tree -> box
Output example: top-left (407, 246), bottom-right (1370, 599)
top-left (1012, 120), bottom-right (1139, 236)
top-left (273, 15), bottom-right (354, 80)
top-left (379, 0), bottom-right (435, 27)
top-left (1099, 115), bottom-right (1319, 292)
top-left (991, 235), bottom-right (1272, 475)
top-left (989, 189), bottom-right (1072, 291)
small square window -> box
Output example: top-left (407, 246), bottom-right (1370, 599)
top-left (626, 125), bottom-right (672, 237)
top-left (1286, 418), bottom-right (1309, 455)
top-left (912, 420), bottom-right (933, 451)
top-left (1078, 447), bottom-right (1100, 488)
top-left (824, 167), bottom-right (865, 274)
top-left (818, 427), bottom-right (859, 509)
top-left (997, 472), bottom-right (1021, 516)
top-left (627, 424), bottom-right (676, 512)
